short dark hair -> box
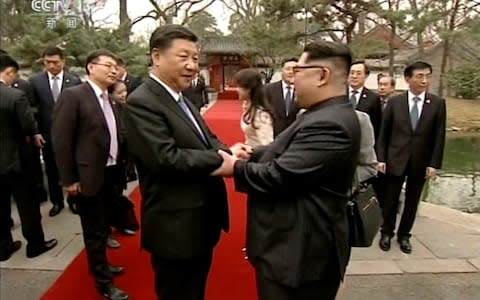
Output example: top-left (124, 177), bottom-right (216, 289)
top-left (42, 46), bottom-right (64, 59)
top-left (149, 25), bottom-right (198, 53)
top-left (0, 54), bottom-right (19, 72)
top-left (378, 76), bottom-right (396, 88)
top-left (351, 60), bottom-right (369, 75)
top-left (108, 79), bottom-right (127, 94)
top-left (281, 57), bottom-right (297, 67)
top-left (117, 57), bottom-right (126, 66)
top-left (404, 61), bottom-right (432, 78)
top-left (84, 49), bottom-right (118, 75)
top-left (303, 41), bottom-right (352, 76)
top-left (0, 49), bottom-right (8, 55)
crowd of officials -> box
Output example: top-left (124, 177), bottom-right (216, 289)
top-left (1, 24), bottom-right (445, 300)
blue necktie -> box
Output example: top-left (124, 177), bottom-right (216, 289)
top-left (410, 97), bottom-right (420, 130)
top-left (178, 95), bottom-right (206, 142)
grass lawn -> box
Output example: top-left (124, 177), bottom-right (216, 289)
top-left (446, 98), bottom-right (480, 131)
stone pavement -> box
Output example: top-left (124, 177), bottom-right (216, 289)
top-left (1, 182), bottom-right (480, 300)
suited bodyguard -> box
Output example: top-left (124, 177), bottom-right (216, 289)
top-left (265, 58), bottom-right (300, 137)
top-left (183, 73), bottom-right (209, 111)
top-left (52, 50), bottom-right (129, 300)
top-left (347, 61), bottom-right (382, 139)
top-left (0, 54), bottom-right (57, 262)
top-left (30, 46), bottom-right (82, 216)
top-left (213, 41), bottom-right (361, 300)
top-left (377, 61), bottom-right (446, 254)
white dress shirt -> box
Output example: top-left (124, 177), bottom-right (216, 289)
top-left (48, 71), bottom-right (63, 91)
top-left (408, 90), bottom-right (426, 116)
top-left (281, 80), bottom-right (294, 101)
top-left (348, 86), bottom-right (364, 106)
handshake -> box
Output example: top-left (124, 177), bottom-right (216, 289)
top-left (211, 143), bottom-right (253, 177)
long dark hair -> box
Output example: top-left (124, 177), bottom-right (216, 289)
top-left (234, 68), bottom-right (273, 129)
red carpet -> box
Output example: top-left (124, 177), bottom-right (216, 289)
top-left (218, 89), bottom-right (239, 100)
top-left (41, 100), bottom-right (256, 300)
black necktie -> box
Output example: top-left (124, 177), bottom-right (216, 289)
top-left (285, 85), bottom-right (293, 116)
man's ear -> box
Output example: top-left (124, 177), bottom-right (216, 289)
top-left (317, 68), bottom-right (330, 87)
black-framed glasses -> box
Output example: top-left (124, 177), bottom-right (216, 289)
top-left (292, 65), bottom-right (326, 73)
top-left (92, 62), bottom-right (119, 71)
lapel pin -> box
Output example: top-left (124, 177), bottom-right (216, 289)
top-left (362, 94), bottom-right (366, 98)
top-left (426, 99), bottom-right (430, 104)
top-left (13, 82), bottom-right (18, 88)
top-left (66, 79), bottom-right (70, 83)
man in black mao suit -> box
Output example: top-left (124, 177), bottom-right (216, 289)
top-left (347, 61), bottom-right (382, 139)
top-left (183, 73), bottom-right (209, 111)
top-left (377, 61), bottom-right (446, 254)
top-left (52, 50), bottom-right (129, 300)
top-left (30, 46), bottom-right (82, 216)
top-left (265, 58), bottom-right (300, 137)
top-left (0, 54), bottom-right (57, 261)
top-left (213, 41), bottom-right (361, 300)
top-left (124, 25), bottom-right (250, 300)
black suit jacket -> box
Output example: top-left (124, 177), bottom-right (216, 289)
top-left (265, 81), bottom-right (299, 137)
top-left (124, 77), bottom-right (229, 259)
top-left (234, 96), bottom-right (360, 287)
top-left (351, 87), bottom-right (382, 139)
top-left (182, 76), bottom-right (208, 110)
top-left (124, 74), bottom-right (142, 95)
top-left (29, 71), bottom-right (82, 140)
top-left (377, 92), bottom-right (446, 177)
top-left (0, 84), bottom-right (38, 174)
top-left (52, 83), bottom-right (124, 196)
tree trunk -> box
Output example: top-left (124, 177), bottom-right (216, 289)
top-left (439, 0), bottom-right (460, 97)
top-left (119, 0), bottom-right (131, 42)
top-left (389, 22), bottom-right (396, 76)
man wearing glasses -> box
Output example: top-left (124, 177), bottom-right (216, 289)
top-left (213, 41), bottom-right (360, 300)
top-left (52, 50), bottom-right (129, 300)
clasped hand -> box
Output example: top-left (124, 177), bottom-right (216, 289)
top-left (211, 143), bottom-right (252, 177)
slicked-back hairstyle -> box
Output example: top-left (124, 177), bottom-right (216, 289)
top-left (281, 57), bottom-right (297, 67)
top-left (42, 46), bottom-right (64, 59)
top-left (84, 49), bottom-right (118, 75)
top-left (0, 54), bottom-right (19, 72)
top-left (303, 41), bottom-right (352, 77)
top-left (149, 25), bottom-right (198, 53)
top-left (351, 60), bottom-right (370, 75)
top-left (404, 61), bottom-right (432, 78)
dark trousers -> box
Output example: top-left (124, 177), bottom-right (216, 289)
top-left (372, 173), bottom-right (386, 208)
top-left (76, 166), bottom-right (119, 289)
top-left (381, 173), bottom-right (426, 238)
top-left (0, 172), bottom-right (45, 254)
top-left (151, 251), bottom-right (213, 300)
top-left (255, 271), bottom-right (340, 300)
top-left (42, 141), bottom-right (64, 206)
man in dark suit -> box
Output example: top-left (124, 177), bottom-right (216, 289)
top-left (347, 61), bottom-right (382, 139)
top-left (183, 73), bottom-right (209, 111)
top-left (377, 61), bottom-right (446, 254)
top-left (373, 75), bottom-right (396, 207)
top-left (213, 41), bottom-right (361, 300)
top-left (117, 58), bottom-right (142, 95)
top-left (125, 25), bottom-right (250, 300)
top-left (265, 58), bottom-right (300, 137)
top-left (30, 46), bottom-right (82, 216)
top-left (52, 50), bottom-right (128, 300)
top-left (0, 54), bottom-right (58, 261)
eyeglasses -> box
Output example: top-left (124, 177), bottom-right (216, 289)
top-left (92, 62), bottom-right (119, 71)
top-left (292, 65), bottom-right (327, 73)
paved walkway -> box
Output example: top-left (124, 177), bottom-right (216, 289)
top-left (1, 181), bottom-right (479, 299)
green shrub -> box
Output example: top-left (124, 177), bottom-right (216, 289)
top-left (446, 65), bottom-right (480, 99)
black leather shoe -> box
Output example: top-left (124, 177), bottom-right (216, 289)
top-left (26, 239), bottom-right (58, 258)
top-left (379, 234), bottom-right (391, 251)
top-left (108, 265), bottom-right (124, 276)
top-left (49, 204), bottom-right (64, 217)
top-left (99, 285), bottom-right (129, 300)
top-left (398, 237), bottom-right (412, 254)
top-left (67, 196), bottom-right (79, 214)
top-left (0, 241), bottom-right (22, 261)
